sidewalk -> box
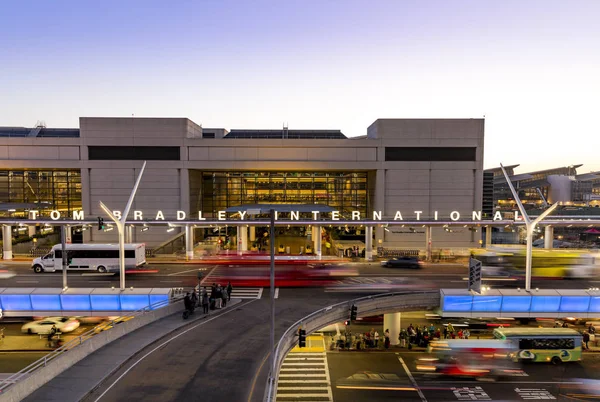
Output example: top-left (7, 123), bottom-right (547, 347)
top-left (20, 299), bottom-right (242, 402)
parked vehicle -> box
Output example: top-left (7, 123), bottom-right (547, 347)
top-left (21, 317), bottom-right (80, 334)
top-left (31, 243), bottom-right (146, 273)
top-left (380, 256), bottom-right (422, 269)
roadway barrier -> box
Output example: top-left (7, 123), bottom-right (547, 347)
top-left (0, 294), bottom-right (184, 402)
top-left (263, 290), bottom-right (439, 402)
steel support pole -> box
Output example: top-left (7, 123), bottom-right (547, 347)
top-left (61, 225), bottom-right (67, 289)
top-left (425, 226), bottom-right (432, 262)
top-left (118, 223), bottom-right (125, 290)
top-left (269, 209), bottom-right (275, 381)
top-left (525, 226), bottom-right (533, 292)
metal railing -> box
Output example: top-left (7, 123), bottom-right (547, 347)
top-left (0, 292), bottom-right (183, 392)
top-left (264, 290), bottom-right (439, 402)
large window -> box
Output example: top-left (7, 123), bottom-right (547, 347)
top-left (195, 171), bottom-right (370, 217)
top-left (0, 169), bottom-right (81, 217)
top-left (518, 338), bottom-right (575, 350)
top-left (88, 146), bottom-right (180, 160)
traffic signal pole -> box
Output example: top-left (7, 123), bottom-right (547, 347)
top-left (61, 225), bottom-right (67, 290)
top-left (269, 209), bottom-right (275, 379)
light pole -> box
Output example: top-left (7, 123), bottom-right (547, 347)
top-left (269, 208), bottom-right (275, 378)
top-left (500, 163), bottom-right (558, 291)
top-left (99, 161), bottom-right (147, 290)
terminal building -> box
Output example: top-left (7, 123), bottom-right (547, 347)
top-left (0, 117), bottom-right (485, 255)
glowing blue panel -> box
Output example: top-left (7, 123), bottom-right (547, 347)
top-left (61, 295), bottom-right (91, 311)
top-left (501, 296), bottom-right (531, 312)
top-left (588, 296), bottom-right (600, 313)
top-left (471, 296), bottom-right (502, 312)
top-left (90, 294), bottom-right (120, 311)
top-left (31, 295), bottom-right (61, 311)
top-left (530, 296), bottom-right (561, 312)
top-left (120, 295), bottom-right (150, 311)
top-left (149, 294), bottom-right (169, 310)
top-left (560, 296), bottom-right (590, 313)
top-left (0, 295), bottom-right (32, 310)
top-left (443, 295), bottom-right (473, 312)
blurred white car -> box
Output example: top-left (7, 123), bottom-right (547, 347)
top-left (21, 317), bottom-right (80, 334)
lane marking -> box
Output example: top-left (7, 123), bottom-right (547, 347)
top-left (274, 287), bottom-right (279, 299)
top-left (398, 356), bottom-right (427, 402)
top-left (15, 280), bottom-right (38, 283)
top-left (167, 268), bottom-right (207, 276)
top-left (93, 299), bottom-right (257, 402)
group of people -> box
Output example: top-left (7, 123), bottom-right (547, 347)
top-left (398, 323), bottom-right (471, 349)
top-left (582, 323), bottom-right (596, 349)
top-left (335, 328), bottom-right (392, 350)
top-left (184, 282), bottom-right (233, 315)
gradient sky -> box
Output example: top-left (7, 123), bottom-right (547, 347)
top-left (1, 0), bottom-right (598, 173)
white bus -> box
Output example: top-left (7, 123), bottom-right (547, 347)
top-left (32, 243), bottom-right (146, 273)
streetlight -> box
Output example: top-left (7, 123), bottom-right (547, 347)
top-left (99, 161), bottom-right (147, 290)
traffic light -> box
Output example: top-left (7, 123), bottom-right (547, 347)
top-left (350, 304), bottom-right (358, 322)
top-left (468, 257), bottom-right (482, 293)
top-left (97, 217), bottom-right (105, 231)
top-left (298, 328), bottom-right (306, 348)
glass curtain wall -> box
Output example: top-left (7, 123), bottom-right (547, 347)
top-left (0, 170), bottom-right (82, 217)
top-left (197, 171), bottom-right (369, 217)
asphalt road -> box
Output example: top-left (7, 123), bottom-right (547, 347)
top-left (80, 288), bottom-right (353, 402)
top-left (328, 350), bottom-right (600, 402)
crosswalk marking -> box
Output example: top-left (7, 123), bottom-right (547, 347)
top-left (276, 335), bottom-right (333, 402)
top-left (229, 287), bottom-right (263, 299)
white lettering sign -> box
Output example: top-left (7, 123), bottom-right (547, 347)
top-left (198, 211), bottom-right (206, 220)
top-left (434, 211), bottom-right (438, 220)
top-left (331, 211), bottom-right (340, 221)
top-left (275, 211), bottom-right (279, 220)
top-left (352, 211), bottom-right (360, 220)
top-left (493, 211), bottom-right (503, 221)
top-left (472, 211), bottom-right (481, 221)
top-left (394, 211), bottom-right (403, 220)
top-left (155, 211), bottom-right (165, 220)
top-left (217, 211), bottom-right (226, 221)
top-left (239, 211), bottom-right (247, 220)
top-left (113, 210), bottom-right (122, 220)
top-left (291, 211), bottom-right (299, 220)
top-left (311, 211), bottom-right (319, 220)
top-left (373, 211), bottom-right (382, 220)
top-left (29, 210), bottom-right (39, 220)
top-left (450, 211), bottom-right (460, 221)
top-left (50, 210), bottom-right (60, 220)
top-left (73, 210), bottom-right (84, 220)
top-left (414, 211), bottom-right (423, 220)
top-left (134, 210), bottom-right (143, 220)
top-left (177, 211), bottom-right (186, 220)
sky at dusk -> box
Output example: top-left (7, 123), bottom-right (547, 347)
top-left (1, 0), bottom-right (598, 174)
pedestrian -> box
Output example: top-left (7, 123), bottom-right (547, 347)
top-left (464, 329), bottom-right (470, 339)
top-left (384, 329), bottom-right (390, 349)
top-left (190, 289), bottom-right (198, 307)
top-left (429, 324), bottom-right (435, 337)
top-left (458, 329), bottom-right (464, 339)
top-left (399, 329), bottom-right (407, 348)
top-left (447, 323), bottom-right (455, 338)
top-left (443, 327), bottom-right (448, 339)
top-left (435, 328), bottom-right (441, 339)
top-left (221, 287), bottom-right (228, 308)
top-left (202, 290), bottom-right (209, 314)
top-left (184, 292), bottom-right (192, 311)
top-left (47, 324), bottom-right (57, 346)
top-left (374, 330), bottom-right (380, 348)
top-left (227, 281), bottom-right (233, 301)
top-left (583, 331), bottom-right (590, 350)
top-left (589, 324), bottom-right (596, 335)
top-left (562, 322), bottom-right (569, 328)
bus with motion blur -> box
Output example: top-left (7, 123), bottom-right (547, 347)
top-left (32, 243), bottom-right (146, 273)
top-left (417, 339), bottom-right (523, 381)
top-left (493, 327), bottom-right (583, 364)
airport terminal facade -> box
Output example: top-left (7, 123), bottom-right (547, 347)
top-left (0, 117), bottom-right (485, 250)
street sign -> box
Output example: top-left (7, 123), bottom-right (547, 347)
top-left (468, 257), bottom-right (482, 294)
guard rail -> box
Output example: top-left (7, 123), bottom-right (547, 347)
top-left (264, 290), bottom-right (439, 402)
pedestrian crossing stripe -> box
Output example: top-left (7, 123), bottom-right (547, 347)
top-left (229, 287), bottom-right (263, 299)
top-left (276, 336), bottom-right (333, 402)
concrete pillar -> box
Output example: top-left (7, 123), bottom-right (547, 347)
top-left (374, 169), bottom-right (385, 247)
top-left (249, 226), bottom-right (256, 242)
top-left (544, 226), bottom-right (554, 249)
top-left (313, 225), bottom-right (322, 259)
top-left (425, 226), bottom-right (432, 262)
top-left (485, 225), bottom-right (492, 247)
top-left (241, 225), bottom-right (248, 251)
top-left (28, 225), bottom-right (36, 237)
top-left (185, 225), bottom-right (194, 260)
top-left (125, 225), bottom-right (134, 243)
top-left (2, 225), bottom-right (13, 260)
top-left (365, 226), bottom-right (373, 261)
top-left (383, 312), bottom-right (401, 346)
top-left (237, 225), bottom-right (243, 256)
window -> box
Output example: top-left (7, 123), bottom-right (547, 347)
top-left (88, 146), bottom-right (180, 160)
top-left (385, 147), bottom-right (476, 162)
top-left (203, 133), bottom-right (215, 138)
top-left (519, 338), bottom-right (575, 350)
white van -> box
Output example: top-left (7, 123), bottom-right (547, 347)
top-left (32, 243), bottom-right (146, 273)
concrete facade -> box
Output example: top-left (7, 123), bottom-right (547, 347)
top-left (0, 117), bottom-right (484, 248)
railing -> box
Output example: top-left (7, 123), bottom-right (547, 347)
top-left (0, 292), bottom-right (183, 393)
top-left (29, 247), bottom-right (51, 257)
top-left (264, 290), bottom-right (439, 402)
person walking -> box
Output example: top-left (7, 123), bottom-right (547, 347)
top-left (374, 330), bottom-right (380, 348)
top-left (227, 281), bottom-right (233, 301)
top-left (384, 329), bottom-right (390, 349)
top-left (399, 329), bottom-right (407, 348)
top-left (202, 290), bottom-right (209, 314)
top-left (443, 326), bottom-right (448, 339)
top-left (221, 287), bottom-right (228, 308)
top-left (447, 323), bottom-right (455, 338)
top-left (464, 329), bottom-right (470, 339)
top-left (215, 285), bottom-right (222, 309)
top-left (190, 289), bottom-right (198, 307)
top-left (583, 331), bottom-right (590, 350)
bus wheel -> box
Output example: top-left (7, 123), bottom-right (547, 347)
top-left (551, 356), bottom-right (562, 365)
top-left (33, 265), bottom-right (44, 273)
top-left (97, 266), bottom-right (107, 273)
